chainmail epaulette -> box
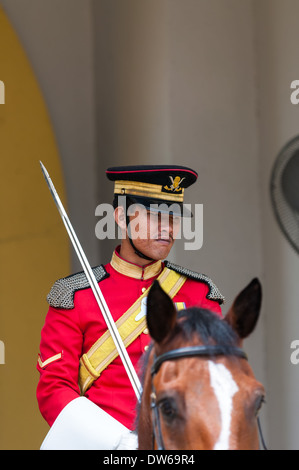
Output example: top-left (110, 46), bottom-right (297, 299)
top-left (164, 260), bottom-right (225, 305)
top-left (47, 265), bottom-right (109, 309)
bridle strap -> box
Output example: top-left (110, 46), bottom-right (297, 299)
top-left (257, 417), bottom-right (268, 451)
top-left (150, 390), bottom-right (165, 451)
top-left (151, 345), bottom-right (248, 377)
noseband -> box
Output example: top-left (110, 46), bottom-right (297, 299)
top-left (150, 345), bottom-right (267, 450)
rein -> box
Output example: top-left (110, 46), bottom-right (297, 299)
top-left (150, 345), bottom-right (267, 451)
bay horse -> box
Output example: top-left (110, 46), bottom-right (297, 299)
top-left (137, 278), bottom-right (266, 450)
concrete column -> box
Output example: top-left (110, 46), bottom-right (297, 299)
top-left (93, 0), bottom-right (171, 262)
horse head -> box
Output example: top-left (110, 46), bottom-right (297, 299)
top-left (137, 278), bottom-right (265, 450)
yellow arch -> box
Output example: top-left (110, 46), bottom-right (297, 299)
top-left (0, 6), bottom-right (70, 449)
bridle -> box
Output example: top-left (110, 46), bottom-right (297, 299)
top-left (150, 345), bottom-right (267, 450)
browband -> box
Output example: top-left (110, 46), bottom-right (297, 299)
top-left (151, 345), bottom-right (248, 376)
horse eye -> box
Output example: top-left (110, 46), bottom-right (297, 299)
top-left (255, 395), bottom-right (265, 417)
top-left (159, 398), bottom-right (177, 421)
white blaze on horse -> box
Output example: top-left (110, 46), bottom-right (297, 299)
top-left (137, 279), bottom-right (266, 450)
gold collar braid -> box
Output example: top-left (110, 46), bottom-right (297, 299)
top-left (110, 250), bottom-right (162, 280)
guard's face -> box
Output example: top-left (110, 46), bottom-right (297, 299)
top-left (127, 204), bottom-right (181, 260)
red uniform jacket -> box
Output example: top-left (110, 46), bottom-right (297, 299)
top-left (37, 248), bottom-right (224, 429)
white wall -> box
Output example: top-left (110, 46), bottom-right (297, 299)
top-left (167, 0), bottom-right (263, 307)
top-left (255, 0), bottom-right (299, 450)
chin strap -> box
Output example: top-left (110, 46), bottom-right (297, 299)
top-left (126, 213), bottom-right (154, 262)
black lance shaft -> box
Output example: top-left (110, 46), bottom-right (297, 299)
top-left (40, 161), bottom-right (142, 401)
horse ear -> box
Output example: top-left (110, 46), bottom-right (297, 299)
top-left (224, 278), bottom-right (262, 340)
top-left (146, 280), bottom-right (177, 344)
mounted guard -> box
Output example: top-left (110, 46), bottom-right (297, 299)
top-left (36, 164), bottom-right (224, 449)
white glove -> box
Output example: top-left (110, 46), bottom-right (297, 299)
top-left (116, 431), bottom-right (138, 450)
top-left (40, 397), bottom-right (138, 450)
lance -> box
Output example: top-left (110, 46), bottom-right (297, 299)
top-left (40, 161), bottom-right (142, 401)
